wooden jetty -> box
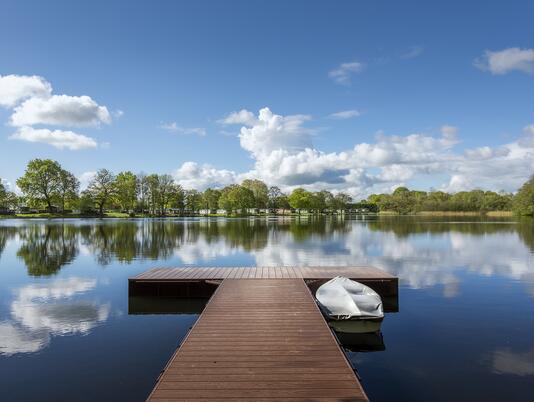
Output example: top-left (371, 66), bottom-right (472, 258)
top-left (129, 266), bottom-right (398, 299)
top-left (130, 266), bottom-right (397, 401)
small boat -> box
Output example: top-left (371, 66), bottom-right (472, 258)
top-left (316, 276), bottom-right (384, 325)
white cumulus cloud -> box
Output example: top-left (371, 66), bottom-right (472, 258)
top-left (237, 107), bottom-right (312, 158)
top-left (0, 74), bottom-right (51, 107)
top-left (177, 108), bottom-right (455, 195)
top-left (174, 161), bottom-right (237, 190)
top-left (10, 95), bottom-right (111, 127)
top-left (10, 126), bottom-right (98, 150)
top-left (175, 107), bottom-right (534, 198)
top-left (0, 74), bottom-right (113, 150)
top-left (219, 109), bottom-right (257, 126)
top-left (475, 47), bottom-right (534, 75)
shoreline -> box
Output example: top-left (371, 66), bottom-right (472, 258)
top-left (0, 210), bottom-right (514, 219)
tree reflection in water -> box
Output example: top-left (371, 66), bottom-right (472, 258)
top-left (15, 224), bottom-right (78, 276)
top-left (0, 217), bottom-right (532, 290)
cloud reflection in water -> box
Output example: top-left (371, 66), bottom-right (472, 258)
top-left (0, 277), bottom-right (109, 355)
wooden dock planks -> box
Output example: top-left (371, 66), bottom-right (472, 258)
top-left (129, 266), bottom-right (398, 300)
top-left (147, 279), bottom-right (369, 402)
top-left (132, 266), bottom-right (395, 281)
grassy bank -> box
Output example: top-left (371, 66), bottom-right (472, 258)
top-left (0, 212), bottom-right (297, 219)
top-left (379, 210), bottom-right (513, 217)
top-left (0, 212), bottom-right (132, 219)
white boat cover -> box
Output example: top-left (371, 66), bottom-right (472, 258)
top-left (316, 276), bottom-right (384, 320)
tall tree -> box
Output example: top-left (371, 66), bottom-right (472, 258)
top-left (313, 190), bottom-right (333, 213)
top-left (288, 188), bottom-right (313, 213)
top-left (317, 190), bottom-right (334, 211)
top-left (185, 189), bottom-right (203, 214)
top-left (17, 159), bottom-right (62, 210)
top-left (218, 185), bottom-right (235, 215)
top-left (202, 188), bottom-right (221, 212)
top-left (513, 175), bottom-right (534, 216)
top-left (87, 169), bottom-right (116, 216)
top-left (157, 174), bottom-right (176, 215)
top-left (145, 174), bottom-right (160, 215)
top-left (0, 181), bottom-right (16, 210)
top-left (168, 183), bottom-right (185, 213)
top-left (241, 179), bottom-right (269, 209)
top-left (115, 171), bottom-right (138, 212)
top-left (0, 181), bottom-right (6, 208)
top-left (230, 185), bottom-right (254, 214)
top-left (333, 192), bottom-right (352, 212)
top-left (78, 191), bottom-right (95, 214)
top-left (218, 185), bottom-right (254, 215)
top-left (137, 172), bottom-right (149, 213)
top-left (267, 186), bottom-right (290, 211)
top-left (57, 169), bottom-right (80, 212)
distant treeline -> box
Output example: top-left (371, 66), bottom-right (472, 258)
top-left (0, 159), bottom-right (355, 216)
top-left (367, 177), bottom-right (534, 216)
top-left (367, 187), bottom-right (514, 214)
top-left (1, 159), bottom-right (533, 216)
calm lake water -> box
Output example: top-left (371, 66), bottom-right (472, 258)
top-left (1, 216), bottom-right (533, 401)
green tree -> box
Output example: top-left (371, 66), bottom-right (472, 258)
top-left (57, 169), bottom-right (79, 212)
top-left (267, 186), bottom-right (289, 211)
top-left (0, 181), bottom-right (5, 204)
top-left (168, 183), bottom-right (185, 213)
top-left (513, 176), bottom-right (534, 216)
top-left (333, 192), bottom-right (352, 212)
top-left (17, 159), bottom-right (62, 210)
top-left (202, 188), bottom-right (221, 212)
top-left (0, 182), bottom-right (17, 210)
top-left (218, 185), bottom-right (254, 215)
top-left (157, 174), bottom-right (176, 215)
top-left (136, 172), bottom-right (149, 213)
top-left (317, 190), bottom-right (334, 211)
top-left (185, 189), bottom-right (203, 213)
top-left (78, 191), bottom-right (95, 214)
top-left (86, 169), bottom-right (116, 216)
top-left (241, 179), bottom-right (269, 209)
top-left (115, 171), bottom-right (138, 212)
top-left (277, 194), bottom-right (290, 210)
top-left (288, 188), bottom-right (313, 213)
top-left (218, 186), bottom-right (235, 215)
top-left (309, 191), bottom-right (327, 213)
top-left (423, 191), bottom-right (450, 211)
top-left (231, 185), bottom-right (255, 214)
top-left (0, 181), bottom-right (11, 210)
top-left (389, 187), bottom-right (413, 214)
top-left (145, 174), bottom-right (160, 215)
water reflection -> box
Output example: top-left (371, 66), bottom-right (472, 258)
top-left (0, 225), bottom-right (17, 260)
top-left (0, 277), bottom-right (109, 355)
top-left (493, 348), bottom-right (534, 376)
top-left (0, 217), bottom-right (533, 295)
top-left (1, 217), bottom-right (534, 401)
top-left (16, 224), bottom-right (78, 276)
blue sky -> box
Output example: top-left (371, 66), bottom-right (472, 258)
top-left (1, 0), bottom-right (534, 198)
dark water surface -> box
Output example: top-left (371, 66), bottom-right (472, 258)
top-left (0, 216), bottom-right (533, 401)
